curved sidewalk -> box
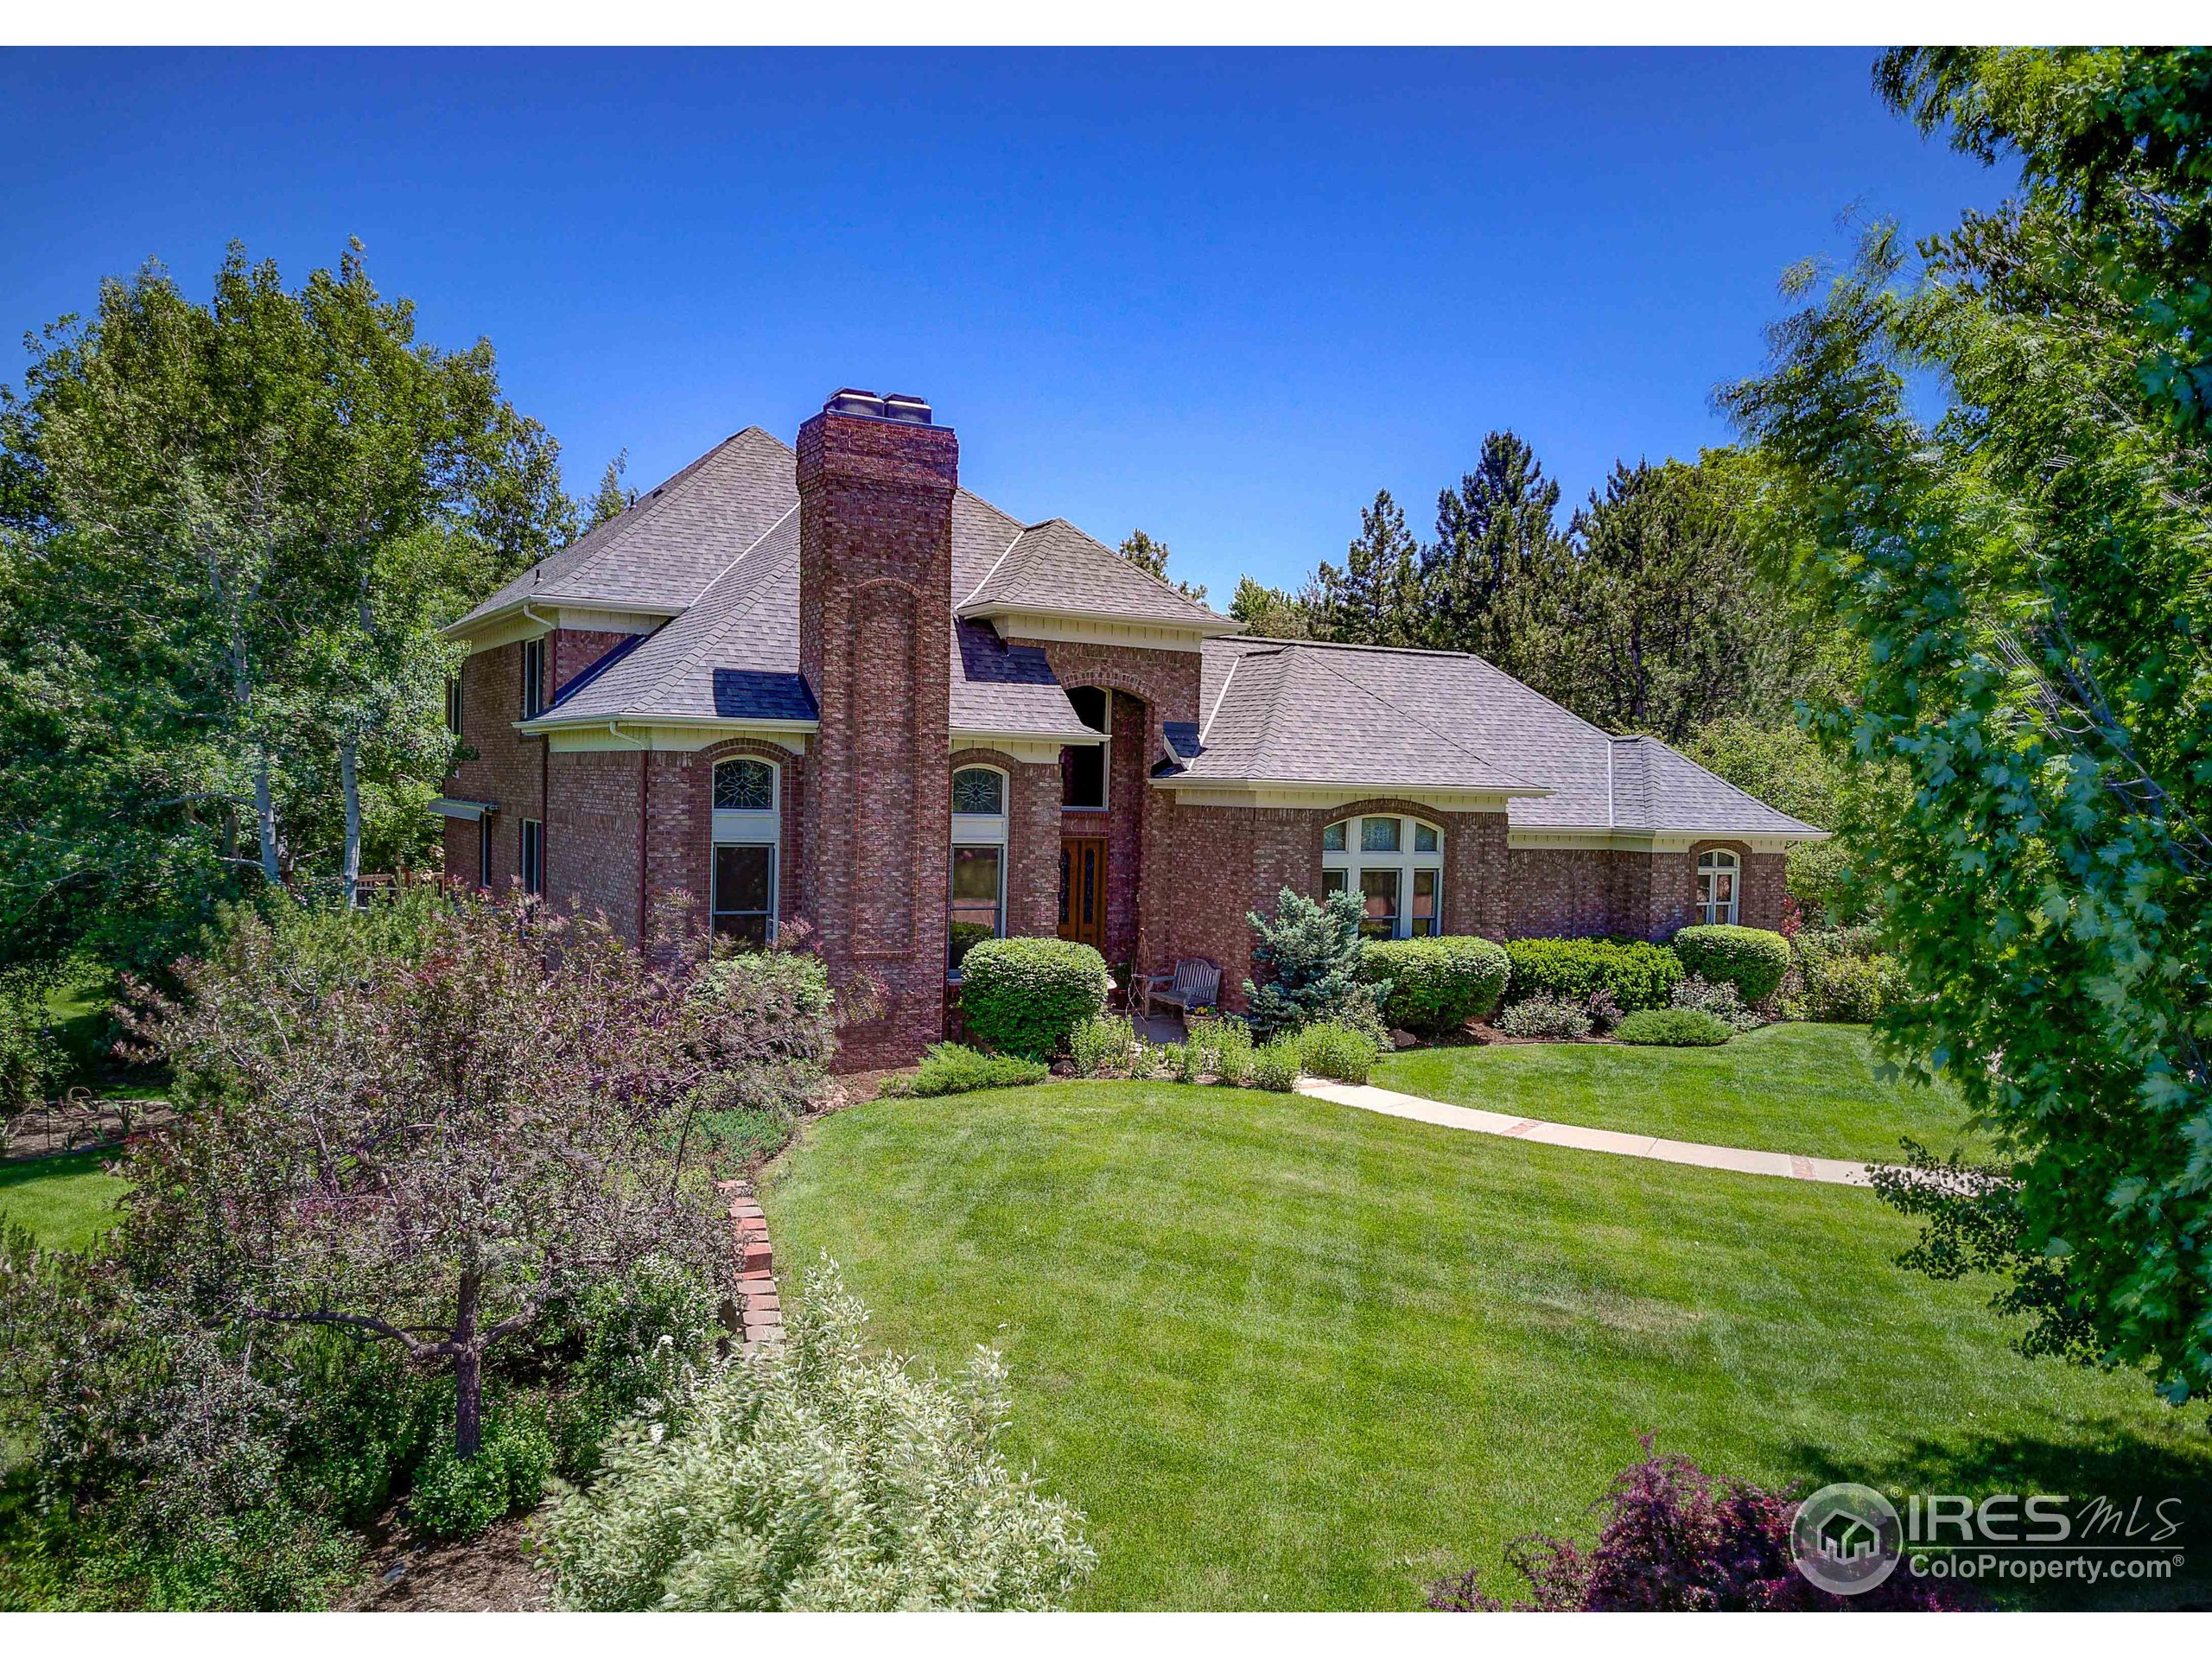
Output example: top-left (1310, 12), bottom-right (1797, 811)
top-left (1295, 1078), bottom-right (1874, 1186)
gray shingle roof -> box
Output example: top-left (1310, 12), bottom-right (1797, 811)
top-left (1179, 637), bottom-right (1824, 836)
top-left (960, 518), bottom-right (1236, 632)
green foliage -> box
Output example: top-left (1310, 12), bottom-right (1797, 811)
top-left (880, 1043), bottom-right (1048, 1098)
top-left (1725, 47), bottom-right (2212, 1404)
top-left (1358, 935), bottom-right (1510, 1036)
top-left (1313, 490), bottom-right (1423, 646)
top-left (1669, 925), bottom-right (1790, 1006)
top-left (957, 937), bottom-right (1109, 1061)
top-left (539, 1258), bottom-right (1096, 1610)
top-left (408, 1408), bottom-right (555, 1541)
top-left (1495, 993), bottom-right (1594, 1040)
top-left (1685, 716), bottom-right (1890, 925)
top-left (1614, 1008), bottom-right (1734, 1047)
top-left (1421, 430), bottom-right (1567, 671)
top-left (1119, 528), bottom-right (1207, 605)
top-left (1251, 1039), bottom-right (1301, 1092)
top-left (1792, 931), bottom-right (1907, 1025)
top-left (1069, 1014), bottom-right (1135, 1079)
top-left (0, 240), bottom-right (575, 976)
top-left (1226, 574), bottom-right (1317, 639)
top-left (1501, 937), bottom-right (1681, 1011)
top-left (1294, 1020), bottom-right (1380, 1084)
top-left (1243, 886), bottom-right (1368, 1039)
top-left (0, 969), bottom-right (64, 1109)
top-left (1669, 974), bottom-right (1763, 1033)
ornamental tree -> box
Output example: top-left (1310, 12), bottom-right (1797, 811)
top-left (1724, 48), bottom-right (2212, 1405)
top-left (122, 882), bottom-right (827, 1456)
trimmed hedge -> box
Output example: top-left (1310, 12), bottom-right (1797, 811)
top-left (1358, 936), bottom-right (1511, 1036)
top-left (1501, 938), bottom-right (1681, 1012)
top-left (958, 938), bottom-right (1109, 1060)
top-left (1670, 925), bottom-right (1790, 1006)
top-left (1613, 1007), bottom-right (1732, 1047)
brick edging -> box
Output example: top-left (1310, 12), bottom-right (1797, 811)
top-left (716, 1179), bottom-right (785, 1353)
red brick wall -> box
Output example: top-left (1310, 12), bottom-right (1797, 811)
top-left (796, 407), bottom-right (957, 1070)
top-left (445, 639), bottom-right (543, 893)
top-left (548, 747), bottom-right (645, 934)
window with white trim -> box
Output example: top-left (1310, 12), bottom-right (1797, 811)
top-left (1062, 685), bottom-right (1109, 810)
top-left (1321, 814), bottom-right (1443, 938)
top-left (711, 757), bottom-right (779, 944)
top-left (1696, 849), bottom-right (1740, 926)
top-left (950, 765), bottom-right (1008, 971)
top-left (520, 637), bottom-right (547, 719)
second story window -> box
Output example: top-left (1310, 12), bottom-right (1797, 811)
top-left (1063, 685), bottom-right (1109, 810)
top-left (445, 674), bottom-right (464, 736)
top-left (521, 637), bottom-right (547, 719)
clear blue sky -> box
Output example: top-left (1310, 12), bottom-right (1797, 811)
top-left (1, 48), bottom-right (2005, 600)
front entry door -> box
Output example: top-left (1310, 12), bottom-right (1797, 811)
top-left (1059, 837), bottom-right (1106, 951)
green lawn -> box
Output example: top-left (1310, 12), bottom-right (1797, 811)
top-left (0, 1152), bottom-right (128, 1251)
top-left (766, 1081), bottom-right (2209, 1611)
top-left (1374, 1022), bottom-right (1982, 1164)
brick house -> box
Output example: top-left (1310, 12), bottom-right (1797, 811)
top-left (435, 390), bottom-right (1826, 1069)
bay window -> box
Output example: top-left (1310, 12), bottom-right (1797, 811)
top-left (1322, 813), bottom-right (1444, 938)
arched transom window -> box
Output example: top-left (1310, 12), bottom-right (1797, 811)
top-left (949, 765), bottom-right (1008, 970)
top-left (1322, 813), bottom-right (1442, 938)
top-left (711, 757), bottom-right (779, 944)
top-left (1696, 849), bottom-right (1740, 926)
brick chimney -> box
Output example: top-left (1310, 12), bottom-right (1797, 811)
top-left (796, 390), bottom-right (957, 1069)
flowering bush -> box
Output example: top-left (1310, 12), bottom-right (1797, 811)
top-left (1669, 974), bottom-right (1762, 1032)
top-left (540, 1259), bottom-right (1096, 1611)
top-left (1427, 1438), bottom-right (1969, 1610)
top-left (1495, 992), bottom-right (1592, 1040)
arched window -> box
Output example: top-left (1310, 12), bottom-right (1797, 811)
top-left (1696, 849), bottom-right (1739, 926)
top-left (950, 765), bottom-right (1009, 970)
top-left (1322, 813), bottom-right (1443, 938)
top-left (711, 757), bottom-right (779, 944)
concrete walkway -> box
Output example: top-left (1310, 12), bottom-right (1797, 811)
top-left (1294, 1078), bottom-right (1874, 1187)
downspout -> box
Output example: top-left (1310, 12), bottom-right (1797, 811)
top-left (526, 607), bottom-right (555, 904)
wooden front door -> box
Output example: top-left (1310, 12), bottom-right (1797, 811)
top-left (1059, 837), bottom-right (1106, 951)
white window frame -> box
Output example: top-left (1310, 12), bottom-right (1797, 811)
top-left (1696, 848), bottom-right (1741, 926)
top-left (950, 765), bottom-right (1009, 971)
top-left (1321, 813), bottom-right (1444, 938)
top-left (1064, 685), bottom-right (1110, 812)
top-left (711, 757), bottom-right (780, 944)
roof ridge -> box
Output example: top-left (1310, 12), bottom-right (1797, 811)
top-left (1300, 648), bottom-right (1532, 788)
top-left (552, 428), bottom-right (773, 592)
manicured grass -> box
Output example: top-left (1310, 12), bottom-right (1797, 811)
top-left (766, 1082), bottom-right (2209, 1611)
top-left (1375, 1022), bottom-right (1983, 1164)
top-left (0, 1152), bottom-right (128, 1251)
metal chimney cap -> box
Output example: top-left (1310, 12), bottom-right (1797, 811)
top-left (825, 388), bottom-right (887, 418)
top-left (880, 393), bottom-right (932, 424)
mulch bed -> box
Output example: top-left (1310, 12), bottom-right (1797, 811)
top-left (3, 1099), bottom-right (174, 1162)
top-left (346, 1509), bottom-right (552, 1611)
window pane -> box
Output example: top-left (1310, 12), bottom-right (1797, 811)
top-left (1414, 822), bottom-right (1439, 854)
top-left (715, 760), bottom-right (774, 811)
top-left (1359, 868), bottom-right (1400, 938)
top-left (1058, 847), bottom-right (1070, 926)
top-left (952, 767), bottom-right (1004, 816)
top-left (1320, 868), bottom-right (1346, 895)
top-left (1322, 821), bottom-right (1346, 853)
top-left (1413, 868), bottom-right (1438, 934)
top-left (1064, 743), bottom-right (1105, 809)
top-left (951, 845), bottom-right (1002, 904)
top-left (1360, 817), bottom-right (1401, 853)
top-left (714, 844), bottom-right (772, 913)
top-left (1713, 873), bottom-right (1735, 903)
top-left (1068, 685), bottom-right (1109, 734)
top-left (714, 912), bottom-right (770, 946)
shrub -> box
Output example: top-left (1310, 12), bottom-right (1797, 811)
top-left (1358, 936), bottom-right (1510, 1037)
top-left (1250, 1039), bottom-right (1301, 1092)
top-left (1294, 1020), bottom-right (1379, 1084)
top-left (1495, 992), bottom-right (1592, 1040)
top-left (1068, 1014), bottom-right (1134, 1079)
top-left (1670, 925), bottom-right (1791, 1006)
top-left (1195, 1016), bottom-right (1255, 1086)
top-left (1585, 988), bottom-right (1624, 1033)
top-left (1243, 887), bottom-right (1367, 1039)
top-left (880, 1043), bottom-right (1048, 1099)
top-left (1669, 974), bottom-right (1761, 1033)
top-left (957, 938), bottom-right (1109, 1061)
top-left (408, 1408), bottom-right (555, 1541)
top-left (0, 970), bottom-right (64, 1111)
top-left (540, 1259), bottom-right (1096, 1610)
top-left (1502, 938), bottom-right (1681, 1012)
top-left (1427, 1438), bottom-right (1969, 1611)
top-left (1793, 931), bottom-right (1906, 1023)
top-left (1162, 1042), bottom-right (1198, 1083)
top-left (1613, 1008), bottom-right (1732, 1047)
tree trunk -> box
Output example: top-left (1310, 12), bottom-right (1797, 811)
top-left (452, 1269), bottom-right (483, 1457)
top-left (340, 733), bottom-right (362, 906)
top-left (254, 753), bottom-right (281, 883)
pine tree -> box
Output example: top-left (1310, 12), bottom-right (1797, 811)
top-left (1314, 489), bottom-right (1421, 646)
top-left (1119, 528), bottom-right (1206, 604)
top-left (1226, 575), bottom-right (1317, 639)
top-left (1421, 431), bottom-right (1567, 671)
